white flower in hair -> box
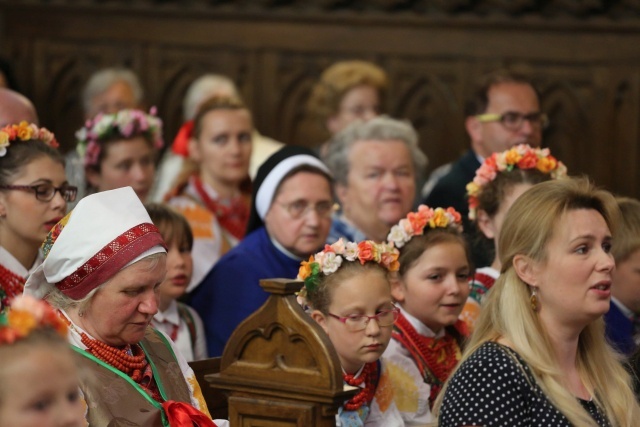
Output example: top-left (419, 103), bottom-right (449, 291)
top-left (321, 253), bottom-right (343, 275)
top-left (388, 223), bottom-right (411, 248)
top-left (343, 241), bottom-right (359, 261)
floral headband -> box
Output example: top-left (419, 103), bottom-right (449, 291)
top-left (387, 204), bottom-right (462, 249)
top-left (76, 108), bottom-right (164, 167)
top-left (0, 295), bottom-right (67, 345)
top-left (0, 121), bottom-right (59, 157)
top-left (466, 144), bottom-right (568, 220)
top-left (298, 239), bottom-right (400, 293)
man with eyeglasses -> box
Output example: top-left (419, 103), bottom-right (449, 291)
top-left (422, 69), bottom-right (546, 265)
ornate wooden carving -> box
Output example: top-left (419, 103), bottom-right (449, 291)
top-left (207, 278), bottom-right (355, 426)
top-left (2, 1), bottom-right (640, 197)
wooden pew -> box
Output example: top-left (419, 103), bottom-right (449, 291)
top-left (197, 278), bottom-right (356, 426)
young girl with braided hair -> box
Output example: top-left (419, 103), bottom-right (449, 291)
top-left (383, 205), bottom-right (471, 424)
top-left (0, 295), bottom-right (85, 426)
top-left (299, 239), bottom-right (403, 426)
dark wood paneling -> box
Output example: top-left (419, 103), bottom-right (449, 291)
top-left (2, 1), bottom-right (640, 197)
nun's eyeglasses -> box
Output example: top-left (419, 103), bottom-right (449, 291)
top-left (0, 183), bottom-right (78, 202)
top-left (278, 200), bottom-right (335, 219)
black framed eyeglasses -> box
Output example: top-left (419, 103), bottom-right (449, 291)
top-left (475, 111), bottom-right (550, 131)
top-left (0, 183), bottom-right (78, 202)
top-left (278, 200), bottom-right (336, 220)
top-left (327, 306), bottom-right (400, 332)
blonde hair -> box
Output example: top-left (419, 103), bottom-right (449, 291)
top-left (307, 60), bottom-right (387, 126)
top-left (611, 197), bottom-right (640, 263)
top-left (434, 177), bottom-right (640, 426)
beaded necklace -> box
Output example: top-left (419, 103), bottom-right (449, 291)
top-left (342, 361), bottom-right (378, 411)
top-left (65, 317), bottom-right (148, 382)
top-left (0, 264), bottom-right (25, 309)
top-left (192, 176), bottom-right (249, 240)
top-left (393, 312), bottom-right (463, 407)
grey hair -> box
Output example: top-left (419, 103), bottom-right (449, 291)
top-left (45, 283), bottom-right (103, 314)
top-left (323, 115), bottom-right (428, 186)
top-left (82, 68), bottom-right (144, 115)
top-left (183, 74), bottom-right (240, 121)
top-left (44, 252), bottom-right (165, 313)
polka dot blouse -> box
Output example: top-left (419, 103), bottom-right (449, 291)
top-left (438, 342), bottom-right (610, 426)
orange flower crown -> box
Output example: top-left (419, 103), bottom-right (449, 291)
top-left (298, 238), bottom-right (400, 294)
top-left (0, 121), bottom-right (59, 157)
top-left (387, 204), bottom-right (462, 248)
top-left (0, 295), bottom-right (67, 345)
top-left (466, 144), bottom-right (568, 220)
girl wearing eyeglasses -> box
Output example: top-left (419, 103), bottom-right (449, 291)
top-left (299, 238), bottom-right (403, 426)
top-left (382, 205), bottom-right (471, 425)
top-left (0, 122), bottom-right (76, 311)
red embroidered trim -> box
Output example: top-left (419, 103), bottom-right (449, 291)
top-left (393, 313), bottom-right (463, 407)
top-left (472, 272), bottom-right (496, 294)
top-left (0, 264), bottom-right (25, 308)
top-left (55, 223), bottom-right (165, 299)
top-left (192, 176), bottom-right (249, 241)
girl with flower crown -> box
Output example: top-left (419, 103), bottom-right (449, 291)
top-left (165, 96), bottom-right (253, 293)
top-left (382, 205), bottom-right (471, 424)
top-left (0, 122), bottom-right (76, 312)
top-left (0, 295), bottom-right (85, 426)
top-left (76, 108), bottom-right (162, 203)
top-left (299, 239), bottom-right (404, 426)
top-left (460, 143), bottom-right (567, 331)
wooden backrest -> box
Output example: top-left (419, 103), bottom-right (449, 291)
top-left (206, 278), bottom-right (356, 426)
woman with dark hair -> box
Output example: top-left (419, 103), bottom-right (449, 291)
top-left (166, 96), bottom-right (253, 293)
top-left (76, 108), bottom-right (163, 202)
top-left (191, 146), bottom-right (333, 356)
top-left (0, 122), bottom-right (76, 311)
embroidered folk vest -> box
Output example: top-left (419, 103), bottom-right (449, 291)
top-left (73, 327), bottom-right (192, 427)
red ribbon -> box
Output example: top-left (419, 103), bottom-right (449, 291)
top-left (172, 120), bottom-right (194, 157)
top-left (161, 400), bottom-right (217, 427)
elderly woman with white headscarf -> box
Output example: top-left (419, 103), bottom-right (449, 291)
top-left (25, 186), bottom-right (227, 427)
top-left (190, 146), bottom-right (333, 357)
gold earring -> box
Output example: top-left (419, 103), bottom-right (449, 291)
top-left (530, 287), bottom-right (539, 312)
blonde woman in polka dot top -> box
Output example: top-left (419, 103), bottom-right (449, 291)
top-left (435, 178), bottom-right (640, 426)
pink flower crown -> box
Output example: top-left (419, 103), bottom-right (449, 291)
top-left (298, 238), bottom-right (400, 293)
top-left (466, 144), bottom-right (568, 220)
top-left (0, 121), bottom-right (59, 157)
top-left (76, 108), bottom-right (164, 167)
top-left (0, 295), bottom-right (67, 345)
top-left (387, 204), bottom-right (462, 248)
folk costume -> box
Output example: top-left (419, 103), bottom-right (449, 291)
top-left (459, 266), bottom-right (499, 332)
top-left (384, 204), bottom-right (468, 425)
top-left (337, 360), bottom-right (404, 427)
top-left (25, 187), bottom-right (227, 427)
top-left (166, 176), bottom-right (245, 293)
top-left (191, 146), bottom-right (330, 357)
top-left (0, 246), bottom-right (33, 312)
top-left (152, 300), bottom-right (208, 362)
top-left (384, 307), bottom-right (466, 425)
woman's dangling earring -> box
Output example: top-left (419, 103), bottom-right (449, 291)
top-left (530, 287), bottom-right (539, 312)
